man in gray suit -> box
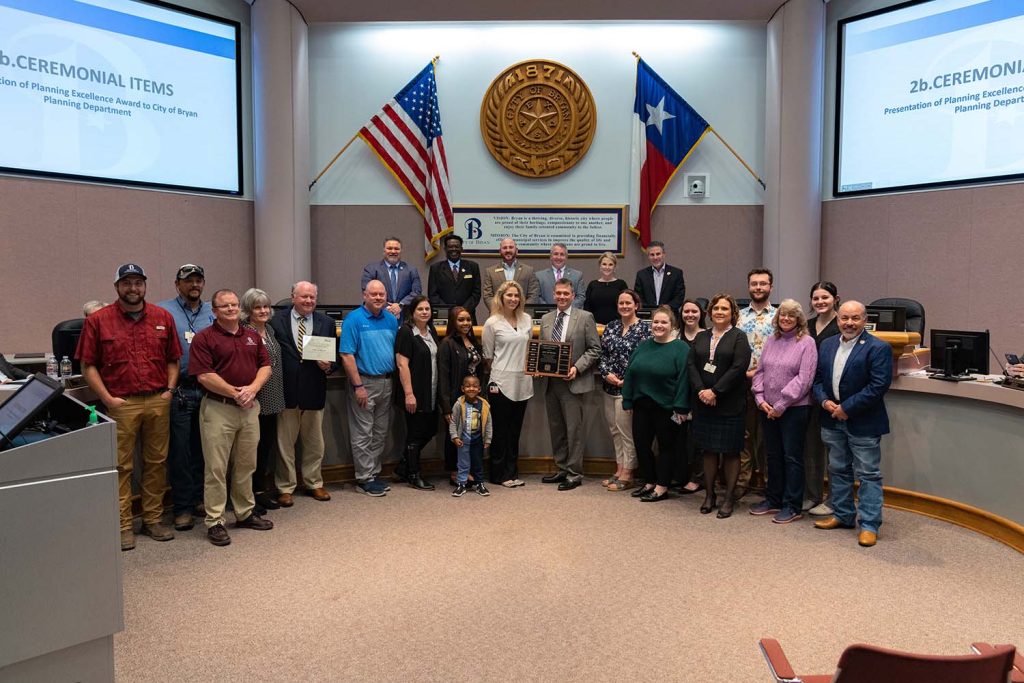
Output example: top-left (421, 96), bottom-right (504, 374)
top-left (482, 238), bottom-right (540, 306)
top-left (536, 242), bottom-right (585, 308)
top-left (539, 278), bottom-right (601, 490)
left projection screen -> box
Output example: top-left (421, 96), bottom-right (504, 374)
top-left (0, 0), bottom-right (241, 194)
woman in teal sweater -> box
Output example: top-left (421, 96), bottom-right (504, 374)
top-left (622, 306), bottom-right (691, 502)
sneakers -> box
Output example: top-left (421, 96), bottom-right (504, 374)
top-left (356, 480), bottom-right (387, 497)
top-left (374, 477), bottom-right (392, 492)
top-left (749, 500), bottom-right (781, 516)
top-left (121, 529), bottom-right (136, 551)
top-left (808, 501), bottom-right (834, 517)
top-left (173, 512), bottom-right (195, 531)
top-left (474, 482), bottom-right (490, 497)
top-left (141, 523), bottom-right (175, 541)
top-left (235, 514), bottom-right (274, 530)
top-left (772, 508), bottom-right (803, 524)
top-left (207, 523), bottom-right (231, 546)
top-left (452, 483), bottom-right (467, 497)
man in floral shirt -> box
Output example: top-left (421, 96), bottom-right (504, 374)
top-left (736, 268), bottom-right (775, 499)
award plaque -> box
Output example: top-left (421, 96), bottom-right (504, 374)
top-left (525, 339), bottom-right (573, 377)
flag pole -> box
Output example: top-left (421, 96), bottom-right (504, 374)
top-left (308, 133), bottom-right (359, 191)
top-left (708, 126), bottom-right (767, 190)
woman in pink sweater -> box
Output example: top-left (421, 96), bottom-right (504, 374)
top-left (749, 299), bottom-right (818, 524)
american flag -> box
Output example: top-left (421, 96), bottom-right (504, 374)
top-left (359, 63), bottom-right (453, 258)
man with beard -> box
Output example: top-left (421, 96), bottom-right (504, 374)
top-left (736, 268), bottom-right (775, 500)
top-left (269, 281), bottom-right (336, 505)
top-left (76, 264), bottom-right (182, 551)
top-left (361, 236), bottom-right (422, 318)
top-left (427, 234), bottom-right (481, 322)
top-left (482, 237), bottom-right (539, 305)
top-left (158, 264), bottom-right (216, 531)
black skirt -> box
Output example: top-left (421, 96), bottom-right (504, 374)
top-left (692, 413), bottom-right (744, 453)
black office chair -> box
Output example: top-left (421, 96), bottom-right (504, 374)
top-left (51, 318), bottom-right (85, 374)
top-left (870, 297), bottom-right (926, 345)
top-left (695, 297), bottom-right (709, 314)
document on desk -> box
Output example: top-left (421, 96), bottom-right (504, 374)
top-left (301, 336), bottom-right (337, 363)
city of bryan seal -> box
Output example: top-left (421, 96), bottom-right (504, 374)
top-left (481, 59), bottom-right (596, 178)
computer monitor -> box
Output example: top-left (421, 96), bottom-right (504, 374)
top-left (636, 307), bottom-right (655, 320)
top-left (317, 304), bottom-right (362, 323)
top-left (432, 306), bottom-right (451, 323)
top-left (929, 329), bottom-right (990, 381)
top-left (865, 305), bottom-right (907, 332)
top-left (524, 305), bottom-right (555, 323)
top-left (0, 373), bottom-right (65, 451)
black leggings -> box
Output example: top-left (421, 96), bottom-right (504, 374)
top-left (631, 397), bottom-right (678, 488)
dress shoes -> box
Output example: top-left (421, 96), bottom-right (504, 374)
top-left (255, 492), bottom-right (280, 510)
top-left (640, 489), bottom-right (670, 502)
top-left (306, 487), bottom-right (331, 502)
top-left (557, 478), bottom-right (581, 491)
top-left (542, 472), bottom-right (568, 484)
top-left (277, 492), bottom-right (294, 507)
top-left (173, 512), bottom-right (195, 531)
top-left (814, 517), bottom-right (855, 530)
top-left (632, 485), bottom-right (655, 498)
top-left (858, 530), bottom-right (878, 547)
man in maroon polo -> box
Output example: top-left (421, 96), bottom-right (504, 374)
top-left (77, 263), bottom-right (182, 551)
top-left (189, 289), bottom-right (273, 546)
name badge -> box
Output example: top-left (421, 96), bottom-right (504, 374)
top-left (704, 362), bottom-right (717, 373)
top-left (463, 273), bottom-right (473, 279)
top-left (184, 330), bottom-right (195, 344)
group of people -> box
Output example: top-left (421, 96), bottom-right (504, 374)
top-left (65, 234), bottom-right (902, 552)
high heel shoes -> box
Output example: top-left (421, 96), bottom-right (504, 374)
top-left (717, 499), bottom-right (735, 519)
top-left (700, 492), bottom-right (717, 514)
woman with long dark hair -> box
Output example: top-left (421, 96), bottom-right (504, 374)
top-left (395, 295), bottom-right (440, 490)
top-left (805, 281), bottom-right (841, 516)
top-left (438, 305), bottom-right (486, 486)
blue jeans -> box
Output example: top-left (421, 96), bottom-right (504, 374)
top-left (820, 423), bottom-right (883, 532)
top-left (457, 438), bottom-right (484, 484)
top-left (168, 384), bottom-right (205, 514)
top-left (762, 405), bottom-right (809, 513)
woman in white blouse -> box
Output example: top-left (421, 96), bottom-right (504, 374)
top-left (482, 280), bottom-right (533, 488)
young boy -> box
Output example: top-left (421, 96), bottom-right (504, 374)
top-left (448, 375), bottom-right (492, 497)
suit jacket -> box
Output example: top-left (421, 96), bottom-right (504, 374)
top-left (634, 265), bottom-right (686, 310)
top-left (268, 308), bottom-right (336, 410)
top-left (0, 354), bottom-right (29, 381)
top-left (687, 327), bottom-right (752, 416)
top-left (536, 266), bottom-right (585, 307)
top-left (361, 259), bottom-right (422, 307)
top-left (427, 259), bottom-right (481, 320)
top-left (482, 261), bottom-right (540, 306)
top-left (813, 332), bottom-right (892, 437)
top-left (539, 307), bottom-right (601, 394)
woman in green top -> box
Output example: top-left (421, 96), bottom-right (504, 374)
top-left (622, 306), bottom-right (691, 502)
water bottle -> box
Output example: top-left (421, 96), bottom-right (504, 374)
top-left (60, 355), bottom-right (73, 380)
top-left (46, 354), bottom-right (59, 380)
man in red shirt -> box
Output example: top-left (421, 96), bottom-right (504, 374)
top-left (76, 263), bottom-right (182, 551)
top-left (189, 289), bottom-right (273, 546)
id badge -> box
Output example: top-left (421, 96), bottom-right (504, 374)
top-left (704, 362), bottom-right (717, 373)
top-left (184, 330), bottom-right (195, 344)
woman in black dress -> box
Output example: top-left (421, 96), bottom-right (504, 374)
top-left (584, 252), bottom-right (628, 325)
top-left (675, 298), bottom-right (707, 494)
top-left (688, 293), bottom-right (752, 518)
top-left (437, 305), bottom-right (485, 486)
top-left (395, 295), bottom-right (440, 491)
top-left (804, 281), bottom-right (841, 515)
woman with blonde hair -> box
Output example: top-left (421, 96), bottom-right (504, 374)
top-left (584, 252), bottom-right (628, 325)
top-left (749, 299), bottom-right (818, 524)
top-left (482, 280), bottom-right (533, 487)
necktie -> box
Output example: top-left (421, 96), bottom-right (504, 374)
top-left (389, 266), bottom-right (398, 299)
top-left (556, 268), bottom-right (562, 280)
top-left (297, 316), bottom-right (306, 360)
top-left (452, 263), bottom-right (459, 278)
top-left (552, 311), bottom-right (566, 342)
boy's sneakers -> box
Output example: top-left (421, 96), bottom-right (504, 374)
top-left (772, 508), bottom-right (804, 525)
top-left (452, 483), bottom-right (467, 497)
top-left (356, 480), bottom-right (387, 497)
top-left (474, 482), bottom-right (490, 497)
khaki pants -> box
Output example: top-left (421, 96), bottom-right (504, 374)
top-left (275, 408), bottom-right (325, 493)
top-left (739, 385), bottom-right (766, 491)
top-left (200, 398), bottom-right (260, 528)
top-left (602, 392), bottom-right (637, 471)
top-left (109, 393), bottom-right (171, 531)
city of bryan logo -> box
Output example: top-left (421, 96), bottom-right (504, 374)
top-left (481, 59), bottom-right (596, 178)
top-left (464, 217), bottom-right (483, 240)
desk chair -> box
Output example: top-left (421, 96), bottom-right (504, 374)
top-left (758, 638), bottom-right (1015, 683)
top-left (870, 297), bottom-right (926, 345)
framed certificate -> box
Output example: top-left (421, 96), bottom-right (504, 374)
top-left (301, 335), bottom-right (336, 363)
top-left (524, 339), bottom-right (573, 377)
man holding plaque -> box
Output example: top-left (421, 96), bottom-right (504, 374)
top-left (269, 281), bottom-right (336, 505)
top-left (539, 279), bottom-right (601, 490)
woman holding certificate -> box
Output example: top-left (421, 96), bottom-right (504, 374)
top-left (482, 280), bottom-right (533, 488)
top-left (395, 295), bottom-right (440, 491)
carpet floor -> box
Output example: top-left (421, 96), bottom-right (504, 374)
top-left (115, 476), bottom-right (1024, 681)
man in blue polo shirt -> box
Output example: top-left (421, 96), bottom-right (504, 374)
top-left (339, 280), bottom-right (399, 497)
top-left (157, 264), bottom-right (216, 531)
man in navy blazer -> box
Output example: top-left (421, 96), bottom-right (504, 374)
top-left (360, 236), bottom-right (421, 318)
top-left (536, 242), bottom-right (585, 307)
top-left (634, 240), bottom-right (685, 310)
top-left (811, 301), bottom-right (892, 547)
top-left (268, 281), bottom-right (337, 506)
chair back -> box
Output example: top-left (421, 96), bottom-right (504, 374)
top-left (870, 297), bottom-right (926, 345)
top-left (51, 318), bottom-right (85, 374)
top-left (834, 642), bottom-right (1015, 682)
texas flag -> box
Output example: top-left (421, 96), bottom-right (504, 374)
top-left (628, 59), bottom-right (710, 247)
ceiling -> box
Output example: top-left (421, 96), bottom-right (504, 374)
top-left (285, 0), bottom-right (787, 24)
